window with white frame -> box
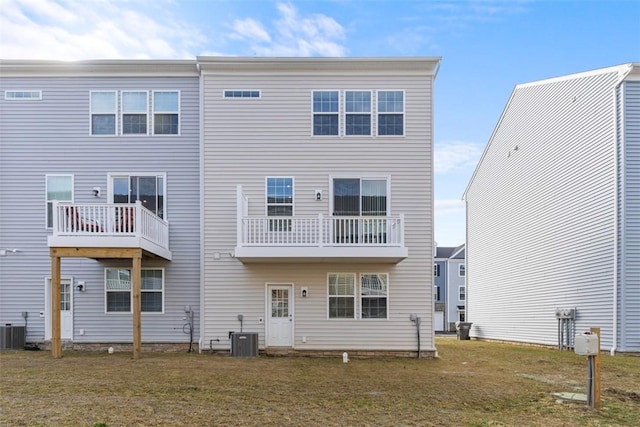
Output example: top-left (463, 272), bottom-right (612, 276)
top-left (46, 175), bottom-right (73, 228)
top-left (458, 309), bottom-right (466, 322)
top-left (312, 91), bottom-right (339, 136)
top-left (377, 90), bottom-right (404, 136)
top-left (5, 90), bottom-right (42, 100)
top-left (105, 268), bottom-right (164, 313)
top-left (434, 285), bottom-right (441, 302)
top-left (345, 91), bottom-right (371, 135)
top-left (434, 264), bottom-right (440, 277)
top-left (90, 91), bottom-right (117, 135)
top-left (153, 91), bottom-right (179, 135)
top-left (112, 174), bottom-right (165, 219)
top-left (459, 285), bottom-right (466, 301)
top-left (459, 264), bottom-right (466, 277)
top-left (266, 177), bottom-right (293, 231)
top-left (328, 273), bottom-right (355, 319)
top-left (360, 273), bottom-right (388, 319)
top-left (122, 91), bottom-right (148, 135)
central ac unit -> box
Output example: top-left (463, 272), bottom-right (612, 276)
top-left (231, 332), bottom-right (259, 357)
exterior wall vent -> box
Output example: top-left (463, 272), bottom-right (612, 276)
top-left (231, 332), bottom-right (259, 357)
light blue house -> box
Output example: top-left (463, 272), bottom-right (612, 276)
top-left (434, 245), bottom-right (465, 332)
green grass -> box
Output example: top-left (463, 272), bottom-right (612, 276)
top-left (1, 338), bottom-right (638, 426)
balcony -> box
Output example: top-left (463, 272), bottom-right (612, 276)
top-left (47, 201), bottom-right (171, 260)
top-left (234, 186), bottom-right (407, 263)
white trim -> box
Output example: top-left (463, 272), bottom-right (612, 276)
top-left (265, 283), bottom-right (294, 347)
top-left (327, 272), bottom-right (356, 320)
top-left (264, 176), bottom-right (295, 217)
top-left (44, 276), bottom-right (73, 340)
top-left (359, 272), bottom-right (389, 320)
top-left (458, 264), bottom-right (466, 277)
top-left (89, 90), bottom-right (117, 136)
top-left (121, 90), bottom-right (149, 136)
top-left (104, 267), bottom-right (165, 314)
top-left (107, 172), bottom-right (167, 220)
top-left (458, 285), bottom-right (466, 301)
top-left (45, 174), bottom-right (74, 229)
top-left (328, 175), bottom-right (392, 216)
top-left (376, 89), bottom-right (405, 137)
top-left (152, 90), bottom-right (181, 136)
top-left (4, 90), bottom-right (42, 100)
top-left (344, 89), bottom-right (373, 137)
top-left (311, 89), bottom-right (340, 137)
top-left (223, 89), bottom-right (261, 99)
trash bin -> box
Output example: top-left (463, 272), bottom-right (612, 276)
top-left (455, 322), bottom-right (472, 340)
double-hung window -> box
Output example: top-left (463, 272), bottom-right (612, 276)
top-left (328, 273), bottom-right (355, 319)
top-left (105, 268), bottom-right (164, 313)
top-left (266, 177), bottom-right (293, 231)
top-left (434, 264), bottom-right (440, 277)
top-left (459, 264), bottom-right (466, 277)
top-left (122, 91), bottom-right (148, 135)
top-left (90, 91), bottom-right (117, 135)
top-left (312, 91), bottom-right (339, 136)
top-left (459, 285), bottom-right (466, 301)
top-left (345, 91), bottom-right (371, 135)
top-left (377, 90), bottom-right (404, 136)
top-left (153, 91), bottom-right (179, 135)
top-left (360, 273), bottom-right (388, 319)
top-left (46, 175), bottom-right (73, 228)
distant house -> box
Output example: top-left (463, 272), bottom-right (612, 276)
top-left (198, 57), bottom-right (440, 356)
top-left (434, 245), bottom-right (465, 332)
top-left (464, 63), bottom-right (640, 353)
top-left (0, 60), bottom-right (201, 356)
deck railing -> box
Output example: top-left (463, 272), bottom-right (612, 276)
top-left (239, 214), bottom-right (404, 247)
top-left (52, 201), bottom-right (169, 249)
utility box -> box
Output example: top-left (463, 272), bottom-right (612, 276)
top-left (0, 325), bottom-right (26, 350)
top-left (231, 332), bottom-right (259, 357)
top-left (575, 333), bottom-right (599, 356)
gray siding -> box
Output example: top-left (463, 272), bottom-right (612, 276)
top-left (620, 80), bottom-right (640, 351)
top-left (466, 68), bottom-right (624, 349)
top-left (0, 71), bottom-right (200, 343)
top-left (201, 61), bottom-right (435, 352)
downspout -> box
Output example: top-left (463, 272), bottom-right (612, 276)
top-left (198, 62), bottom-right (205, 353)
top-left (611, 80), bottom-right (627, 356)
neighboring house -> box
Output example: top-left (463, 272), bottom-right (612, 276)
top-left (464, 63), bottom-right (640, 353)
top-left (0, 60), bottom-right (201, 355)
top-left (199, 57), bottom-right (441, 356)
top-left (433, 244), bottom-right (465, 332)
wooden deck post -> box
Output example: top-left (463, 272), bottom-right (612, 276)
top-left (132, 255), bottom-right (142, 359)
top-left (51, 255), bottom-right (62, 358)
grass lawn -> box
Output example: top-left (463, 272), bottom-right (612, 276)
top-left (1, 337), bottom-right (638, 426)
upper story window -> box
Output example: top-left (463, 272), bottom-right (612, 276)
top-left (90, 91), bottom-right (117, 135)
top-left (266, 177), bottom-right (293, 231)
top-left (459, 264), bottom-right (466, 277)
top-left (46, 175), bottom-right (73, 228)
top-left (360, 273), bottom-right (388, 319)
top-left (328, 273), bottom-right (355, 319)
top-left (459, 285), bottom-right (466, 301)
top-left (345, 91), bottom-right (371, 136)
top-left (122, 91), bottom-right (148, 135)
top-left (224, 90), bottom-right (260, 98)
top-left (105, 268), bottom-right (164, 313)
top-left (5, 90), bottom-right (42, 100)
top-left (153, 91), bottom-right (179, 135)
top-left (312, 91), bottom-right (339, 136)
top-left (377, 90), bottom-right (404, 136)
top-left (434, 264), bottom-right (440, 277)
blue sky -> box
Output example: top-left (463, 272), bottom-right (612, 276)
top-left (1, 0), bottom-right (638, 246)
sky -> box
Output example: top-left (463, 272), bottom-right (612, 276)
top-left (1, 0), bottom-right (639, 246)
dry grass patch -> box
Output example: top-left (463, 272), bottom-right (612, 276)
top-left (1, 338), bottom-right (638, 426)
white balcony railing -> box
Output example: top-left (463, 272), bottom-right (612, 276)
top-left (51, 201), bottom-right (169, 250)
top-left (239, 214), bottom-right (404, 247)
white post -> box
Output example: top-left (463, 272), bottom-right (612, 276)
top-left (236, 185), bottom-right (243, 247)
top-left (399, 214), bottom-right (405, 246)
top-left (318, 213), bottom-right (323, 247)
top-left (135, 200), bottom-right (143, 236)
top-left (52, 201), bottom-right (59, 236)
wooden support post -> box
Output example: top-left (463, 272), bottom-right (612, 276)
top-left (591, 327), bottom-right (601, 409)
top-left (51, 255), bottom-right (62, 358)
top-left (132, 255), bottom-right (142, 359)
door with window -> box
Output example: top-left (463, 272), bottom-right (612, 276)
top-left (45, 278), bottom-right (73, 340)
top-left (332, 178), bottom-right (388, 243)
top-left (267, 285), bottom-right (293, 347)
top-left (111, 175), bottom-right (165, 232)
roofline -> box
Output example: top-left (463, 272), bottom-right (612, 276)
top-left (197, 56), bottom-right (441, 76)
top-left (462, 62), bottom-right (637, 200)
top-left (0, 59), bottom-right (199, 77)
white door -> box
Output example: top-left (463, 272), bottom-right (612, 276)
top-left (45, 278), bottom-right (73, 340)
top-left (434, 311), bottom-right (444, 332)
top-left (267, 285), bottom-right (293, 347)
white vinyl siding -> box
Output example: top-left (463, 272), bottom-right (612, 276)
top-left (465, 66), bottom-right (631, 350)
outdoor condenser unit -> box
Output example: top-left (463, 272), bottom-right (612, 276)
top-left (231, 332), bottom-right (259, 357)
top-left (0, 325), bottom-right (26, 350)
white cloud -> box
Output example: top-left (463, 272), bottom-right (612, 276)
top-left (0, 0), bottom-right (206, 60)
top-left (230, 2), bottom-right (347, 57)
top-left (434, 140), bottom-right (484, 175)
